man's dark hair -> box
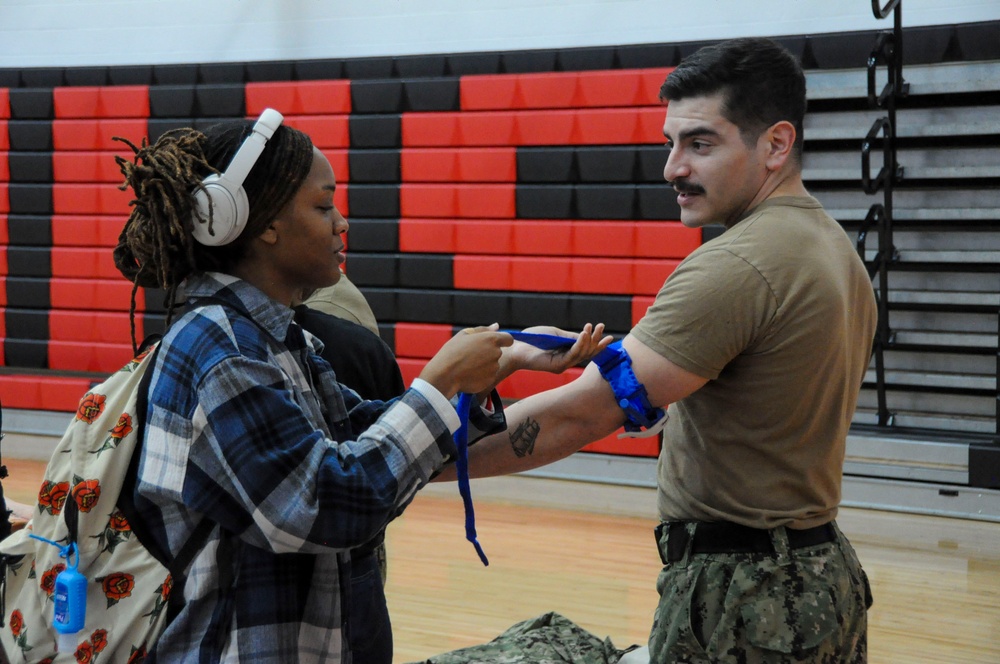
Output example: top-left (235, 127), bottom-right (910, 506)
top-left (660, 37), bottom-right (807, 157)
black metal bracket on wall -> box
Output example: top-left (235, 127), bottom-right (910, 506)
top-left (857, 0), bottom-right (907, 428)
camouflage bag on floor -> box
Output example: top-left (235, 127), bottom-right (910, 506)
top-left (409, 611), bottom-right (639, 664)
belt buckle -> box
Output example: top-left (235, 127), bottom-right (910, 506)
top-left (654, 523), bottom-right (669, 564)
top-left (655, 522), bottom-right (690, 564)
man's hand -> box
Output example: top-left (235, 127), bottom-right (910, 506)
top-left (5, 498), bottom-right (34, 533)
top-left (501, 323), bottom-right (613, 377)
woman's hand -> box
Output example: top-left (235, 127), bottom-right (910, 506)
top-left (502, 323), bottom-right (613, 377)
top-left (418, 324), bottom-right (514, 399)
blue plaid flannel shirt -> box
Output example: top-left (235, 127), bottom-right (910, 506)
top-left (135, 273), bottom-right (496, 663)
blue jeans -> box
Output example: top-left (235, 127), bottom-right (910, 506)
top-left (347, 551), bottom-right (392, 664)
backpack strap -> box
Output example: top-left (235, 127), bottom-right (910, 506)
top-left (0, 397), bottom-right (11, 543)
top-left (0, 395), bottom-right (7, 624)
top-left (116, 336), bottom-right (233, 624)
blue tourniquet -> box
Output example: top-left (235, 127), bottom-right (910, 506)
top-left (453, 330), bottom-right (666, 566)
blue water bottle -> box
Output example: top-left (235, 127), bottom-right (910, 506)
top-left (52, 543), bottom-right (87, 653)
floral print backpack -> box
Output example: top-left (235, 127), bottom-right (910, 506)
top-left (0, 340), bottom-right (212, 663)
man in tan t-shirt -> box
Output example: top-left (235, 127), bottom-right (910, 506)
top-left (303, 271), bottom-right (380, 334)
top-left (459, 37), bottom-right (876, 663)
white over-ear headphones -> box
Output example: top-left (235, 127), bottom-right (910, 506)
top-left (191, 108), bottom-right (284, 246)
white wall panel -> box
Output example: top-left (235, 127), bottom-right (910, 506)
top-left (1, 0), bottom-right (999, 68)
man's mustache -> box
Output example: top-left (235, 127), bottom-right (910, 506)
top-left (668, 179), bottom-right (706, 195)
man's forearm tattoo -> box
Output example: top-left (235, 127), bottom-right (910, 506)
top-left (509, 417), bottom-right (540, 458)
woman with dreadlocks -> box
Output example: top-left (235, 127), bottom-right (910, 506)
top-left (113, 111), bottom-right (608, 663)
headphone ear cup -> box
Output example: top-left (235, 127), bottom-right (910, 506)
top-left (189, 108), bottom-right (282, 247)
top-left (191, 174), bottom-right (250, 246)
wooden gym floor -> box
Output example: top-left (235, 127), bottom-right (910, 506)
top-left (2, 457), bottom-right (998, 663)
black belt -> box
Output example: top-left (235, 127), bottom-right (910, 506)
top-left (656, 521), bottom-right (837, 564)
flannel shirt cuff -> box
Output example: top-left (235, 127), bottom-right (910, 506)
top-left (410, 378), bottom-right (462, 433)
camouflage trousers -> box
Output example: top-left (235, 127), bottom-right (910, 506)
top-left (408, 611), bottom-right (638, 664)
top-left (650, 521), bottom-right (873, 663)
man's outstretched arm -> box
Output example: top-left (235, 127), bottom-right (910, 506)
top-left (449, 334), bottom-right (709, 480)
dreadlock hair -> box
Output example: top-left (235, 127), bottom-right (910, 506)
top-left (113, 118), bottom-right (314, 351)
top-left (659, 37), bottom-right (807, 161)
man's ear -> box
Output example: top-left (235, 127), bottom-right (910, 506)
top-left (763, 120), bottom-right (796, 171)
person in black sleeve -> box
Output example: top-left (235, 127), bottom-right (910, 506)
top-left (294, 303), bottom-right (405, 403)
top-left (293, 298), bottom-right (405, 664)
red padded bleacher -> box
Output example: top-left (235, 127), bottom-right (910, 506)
top-left (53, 151), bottom-right (128, 182)
top-left (283, 115), bottom-right (351, 148)
top-left (394, 322), bottom-right (456, 358)
top-left (52, 119), bottom-right (148, 151)
top-left (49, 277), bottom-right (141, 311)
top-left (399, 219), bottom-right (699, 257)
top-left (246, 80), bottom-right (352, 115)
top-left (53, 86), bottom-right (149, 119)
top-left (401, 107), bottom-right (666, 147)
top-left (49, 310), bottom-right (140, 344)
top-left (631, 296), bottom-right (656, 326)
top-left (52, 182), bottom-right (133, 215)
top-left (48, 340), bottom-right (134, 373)
top-left (51, 215), bottom-right (125, 247)
top-left (399, 183), bottom-right (516, 218)
top-left (583, 434), bottom-right (659, 458)
top-left (50, 247), bottom-right (120, 279)
top-left (459, 68), bottom-right (672, 110)
top-left (0, 375), bottom-right (92, 412)
top-left (334, 184), bottom-right (349, 217)
top-left (453, 255), bottom-right (678, 295)
top-left (401, 148), bottom-right (517, 182)
top-left (321, 149), bottom-right (350, 184)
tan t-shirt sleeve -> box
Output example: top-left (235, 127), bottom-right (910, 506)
top-left (302, 274), bottom-right (380, 335)
top-left (632, 248), bottom-right (778, 380)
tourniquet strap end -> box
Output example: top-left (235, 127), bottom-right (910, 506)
top-left (454, 393), bottom-right (489, 567)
